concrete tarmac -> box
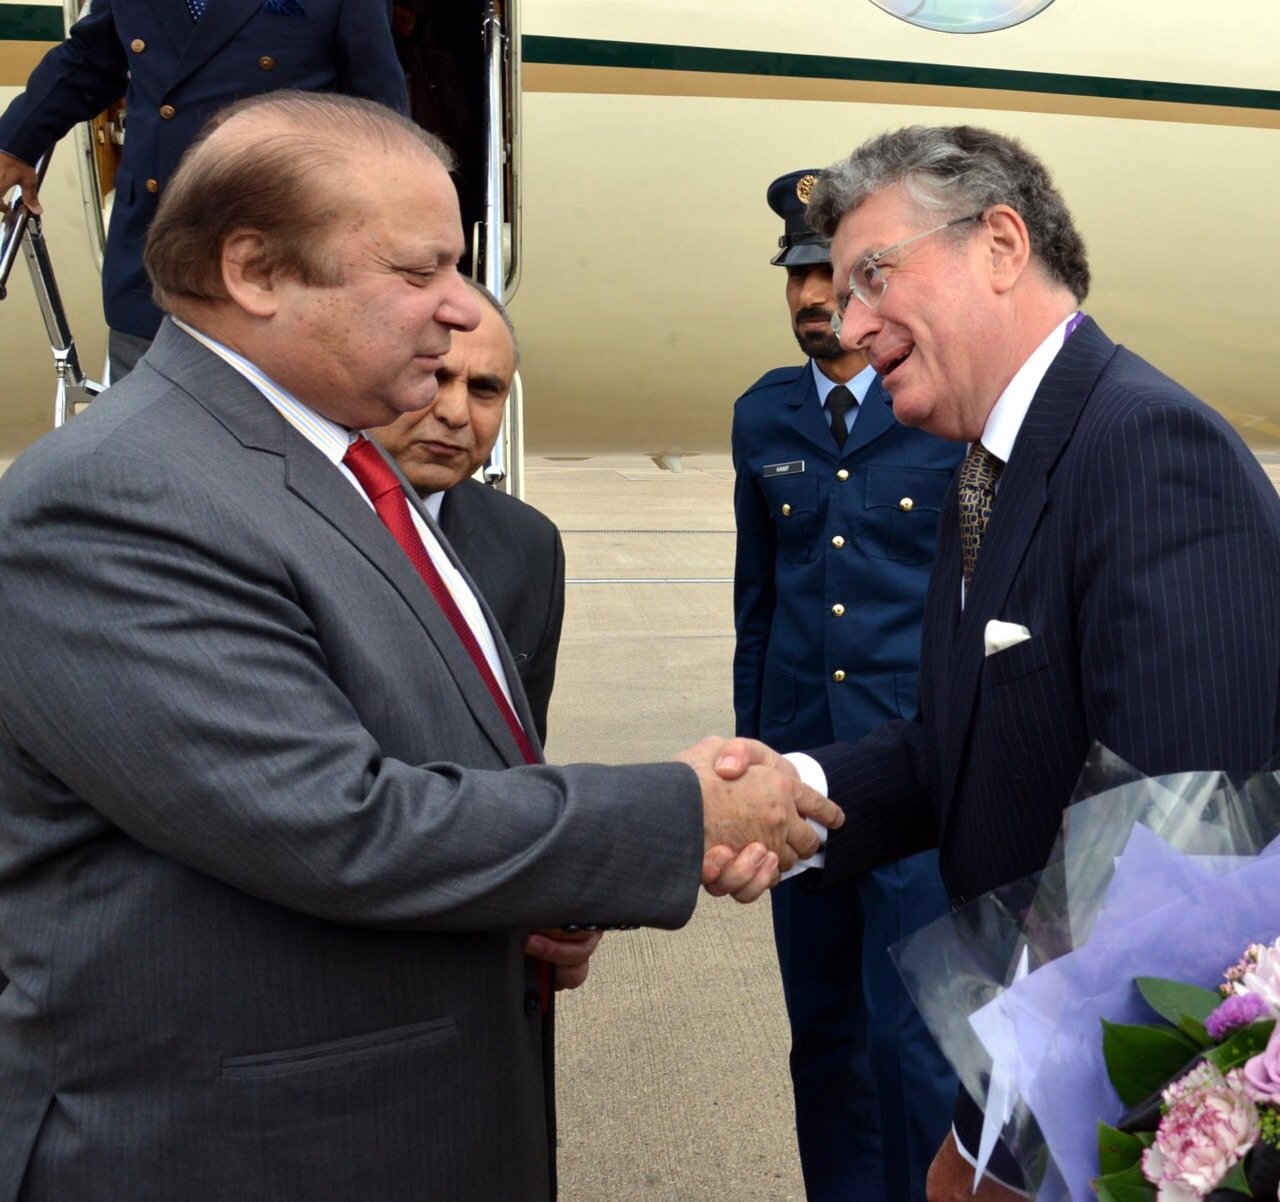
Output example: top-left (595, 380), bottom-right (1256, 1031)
top-left (528, 453), bottom-right (808, 1202)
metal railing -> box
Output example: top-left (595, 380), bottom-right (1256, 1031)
top-left (479, 0), bottom-right (522, 497)
top-left (0, 150), bottom-right (105, 427)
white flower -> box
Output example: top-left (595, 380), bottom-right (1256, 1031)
top-left (1235, 938), bottom-right (1280, 1013)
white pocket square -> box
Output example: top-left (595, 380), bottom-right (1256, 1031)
top-left (984, 619), bottom-right (1032, 657)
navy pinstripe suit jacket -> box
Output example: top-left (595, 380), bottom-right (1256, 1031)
top-left (814, 317), bottom-right (1280, 907)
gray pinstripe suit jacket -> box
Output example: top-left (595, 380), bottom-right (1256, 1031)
top-left (816, 317), bottom-right (1280, 901)
top-left (0, 321), bottom-right (701, 1201)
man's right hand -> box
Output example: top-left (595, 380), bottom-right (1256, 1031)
top-left (677, 736), bottom-right (844, 900)
top-left (0, 150), bottom-right (41, 218)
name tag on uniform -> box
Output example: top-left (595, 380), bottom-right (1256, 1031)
top-left (762, 460), bottom-right (805, 478)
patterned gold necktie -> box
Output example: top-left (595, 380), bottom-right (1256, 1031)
top-left (958, 442), bottom-right (1004, 587)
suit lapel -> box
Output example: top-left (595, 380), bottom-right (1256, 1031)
top-left (841, 376), bottom-right (895, 458)
top-left (783, 367), bottom-right (843, 457)
top-left (169, 0), bottom-right (262, 91)
top-left (934, 318), bottom-right (1116, 822)
top-left (406, 482), bottom-right (544, 759)
top-left (145, 323), bottom-right (531, 767)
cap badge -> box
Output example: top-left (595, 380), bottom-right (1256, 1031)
top-left (795, 173), bottom-right (816, 204)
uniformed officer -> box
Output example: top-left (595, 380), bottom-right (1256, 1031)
top-left (0, 0), bottom-right (406, 380)
top-left (731, 169), bottom-right (963, 1201)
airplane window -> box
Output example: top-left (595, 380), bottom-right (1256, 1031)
top-left (868, 0), bottom-right (1056, 33)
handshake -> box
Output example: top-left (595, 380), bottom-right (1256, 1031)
top-left (678, 736), bottom-right (844, 904)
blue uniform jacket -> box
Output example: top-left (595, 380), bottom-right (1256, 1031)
top-left (0, 0), bottom-right (407, 338)
top-left (732, 363), bottom-right (964, 751)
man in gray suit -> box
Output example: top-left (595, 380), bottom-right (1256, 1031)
top-left (371, 282), bottom-right (565, 746)
top-left (0, 93), bottom-right (841, 1201)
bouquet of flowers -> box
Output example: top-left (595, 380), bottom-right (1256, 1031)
top-left (1096, 941), bottom-right (1280, 1201)
top-left (891, 745), bottom-right (1280, 1202)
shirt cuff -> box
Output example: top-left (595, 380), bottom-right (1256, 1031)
top-left (779, 752), bottom-right (828, 881)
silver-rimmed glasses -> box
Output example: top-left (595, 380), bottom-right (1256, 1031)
top-left (831, 210), bottom-right (985, 334)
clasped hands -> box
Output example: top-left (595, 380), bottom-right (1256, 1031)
top-left (523, 737), bottom-right (840, 991)
top-left (680, 735), bottom-right (843, 904)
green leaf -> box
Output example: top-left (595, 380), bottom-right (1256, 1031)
top-left (1102, 1019), bottom-right (1201, 1107)
top-left (1135, 976), bottom-right (1221, 1027)
top-left (1216, 1158), bottom-right (1252, 1196)
top-left (1206, 1019), bottom-right (1277, 1072)
top-left (1097, 1121), bottom-right (1147, 1175)
top-left (1177, 1015), bottom-right (1212, 1047)
top-left (1092, 1160), bottom-right (1156, 1201)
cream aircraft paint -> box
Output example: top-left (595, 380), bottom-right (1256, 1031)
top-left (2, 0), bottom-right (1278, 459)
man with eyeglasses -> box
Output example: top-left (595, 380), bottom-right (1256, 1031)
top-left (728, 126), bottom-right (1280, 1200)
top-left (731, 168), bottom-right (962, 1201)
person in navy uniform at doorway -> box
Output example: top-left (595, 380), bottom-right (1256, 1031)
top-left (0, 0), bottom-right (407, 381)
top-left (731, 169), bottom-right (963, 1201)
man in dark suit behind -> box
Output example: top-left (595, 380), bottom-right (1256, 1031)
top-left (732, 169), bottom-right (961, 1201)
top-left (0, 93), bottom-right (844, 1201)
top-left (721, 124), bottom-right (1280, 1200)
top-left (371, 281), bottom-right (564, 745)
top-left (0, 0), bottom-right (407, 378)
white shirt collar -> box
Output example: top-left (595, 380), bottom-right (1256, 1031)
top-left (980, 311), bottom-right (1080, 464)
top-left (171, 317), bottom-right (354, 463)
top-left (423, 490), bottom-right (444, 520)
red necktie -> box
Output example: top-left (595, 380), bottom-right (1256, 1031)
top-left (343, 436), bottom-right (536, 763)
top-left (342, 436), bottom-right (551, 1009)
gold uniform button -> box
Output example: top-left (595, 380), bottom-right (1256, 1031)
top-left (130, 38), bottom-right (145, 52)
top-left (899, 497), bottom-right (914, 512)
top-left (781, 503), bottom-right (792, 516)
top-left (159, 104), bottom-right (176, 120)
top-left (145, 178), bottom-right (159, 193)
top-left (836, 469), bottom-right (849, 482)
top-left (831, 535), bottom-right (845, 548)
top-left (259, 55), bottom-right (276, 70)
top-left (832, 604), bottom-right (845, 617)
top-left (832, 670), bottom-right (846, 683)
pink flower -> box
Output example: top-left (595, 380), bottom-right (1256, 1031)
top-left (1244, 1023), bottom-right (1280, 1103)
top-left (1228, 938), bottom-right (1280, 1014)
top-left (1142, 1064), bottom-right (1259, 1200)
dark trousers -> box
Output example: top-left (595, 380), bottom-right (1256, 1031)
top-left (772, 850), bottom-right (957, 1201)
top-left (108, 328), bottom-right (152, 384)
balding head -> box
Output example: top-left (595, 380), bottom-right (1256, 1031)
top-left (145, 92), bottom-right (454, 318)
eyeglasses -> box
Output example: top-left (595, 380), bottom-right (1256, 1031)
top-left (831, 210), bottom-right (986, 334)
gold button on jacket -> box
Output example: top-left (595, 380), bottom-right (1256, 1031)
top-left (130, 38), bottom-right (145, 52)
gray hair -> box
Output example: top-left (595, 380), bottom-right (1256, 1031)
top-left (807, 125), bottom-right (1090, 302)
top-left (464, 278), bottom-right (520, 369)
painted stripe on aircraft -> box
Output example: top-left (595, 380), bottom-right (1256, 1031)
top-left (4, 21), bottom-right (1279, 130)
top-left (0, 4), bottom-right (60, 42)
top-left (522, 35), bottom-right (1280, 122)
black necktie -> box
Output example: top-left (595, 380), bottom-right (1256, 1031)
top-left (825, 386), bottom-right (855, 452)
